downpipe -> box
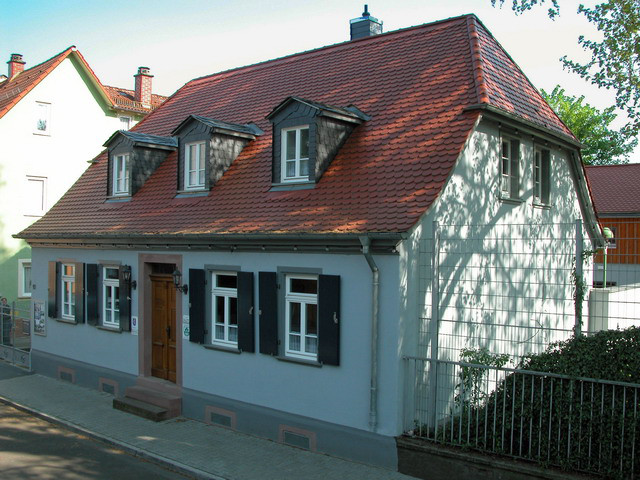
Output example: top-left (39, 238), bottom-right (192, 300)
top-left (360, 236), bottom-right (379, 432)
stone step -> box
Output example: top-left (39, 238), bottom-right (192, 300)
top-left (124, 385), bottom-right (181, 418)
top-left (113, 396), bottom-right (169, 422)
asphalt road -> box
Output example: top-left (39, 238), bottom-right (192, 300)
top-left (0, 366), bottom-right (192, 480)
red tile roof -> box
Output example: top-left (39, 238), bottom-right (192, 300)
top-left (19, 15), bottom-right (577, 240)
top-left (585, 164), bottom-right (640, 215)
top-left (103, 85), bottom-right (167, 114)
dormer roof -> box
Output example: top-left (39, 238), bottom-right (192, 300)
top-left (172, 115), bottom-right (263, 139)
top-left (266, 97), bottom-right (369, 124)
top-left (103, 130), bottom-right (177, 150)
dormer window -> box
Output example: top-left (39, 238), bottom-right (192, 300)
top-left (267, 97), bottom-right (368, 188)
top-left (282, 126), bottom-right (310, 182)
top-left (112, 154), bottom-right (130, 196)
top-left (185, 141), bottom-right (206, 190)
top-left (103, 130), bottom-right (177, 199)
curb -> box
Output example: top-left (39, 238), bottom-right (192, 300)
top-left (0, 394), bottom-right (229, 480)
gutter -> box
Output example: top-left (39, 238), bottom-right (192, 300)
top-left (359, 236), bottom-right (379, 432)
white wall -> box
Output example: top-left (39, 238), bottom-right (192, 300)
top-left (401, 118), bottom-right (596, 366)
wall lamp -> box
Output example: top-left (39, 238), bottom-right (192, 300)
top-left (121, 265), bottom-right (137, 290)
top-left (172, 269), bottom-right (189, 295)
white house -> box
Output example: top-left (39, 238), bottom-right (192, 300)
top-left (0, 47), bottom-right (167, 306)
top-left (17, 12), bottom-right (601, 470)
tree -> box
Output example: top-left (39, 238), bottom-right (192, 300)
top-left (492, 0), bottom-right (640, 137)
top-left (541, 85), bottom-right (637, 165)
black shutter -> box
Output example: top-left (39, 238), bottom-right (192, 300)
top-left (541, 149), bottom-right (551, 204)
top-left (189, 269), bottom-right (206, 343)
top-left (74, 262), bottom-right (85, 323)
top-left (237, 271), bottom-right (255, 352)
top-left (259, 272), bottom-right (278, 355)
top-left (510, 139), bottom-right (519, 199)
top-left (48, 261), bottom-right (60, 318)
top-left (318, 274), bottom-right (340, 366)
top-left (118, 266), bottom-right (132, 331)
top-left (86, 264), bottom-right (99, 326)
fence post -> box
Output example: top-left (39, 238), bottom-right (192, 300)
top-left (429, 221), bottom-right (441, 430)
top-left (575, 219), bottom-right (584, 336)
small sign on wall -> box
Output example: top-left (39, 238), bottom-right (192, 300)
top-left (131, 316), bottom-right (138, 336)
top-left (33, 300), bottom-right (46, 336)
top-left (182, 315), bottom-right (189, 339)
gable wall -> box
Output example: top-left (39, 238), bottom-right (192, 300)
top-left (0, 57), bottom-right (128, 303)
top-left (399, 117), bottom-right (595, 363)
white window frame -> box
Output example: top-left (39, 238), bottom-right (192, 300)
top-left (284, 274), bottom-right (318, 361)
top-left (102, 267), bottom-right (120, 328)
top-left (500, 137), bottom-right (514, 197)
top-left (61, 264), bottom-right (75, 320)
top-left (184, 141), bottom-right (206, 190)
top-left (533, 146), bottom-right (550, 205)
top-left (211, 272), bottom-right (238, 347)
top-left (34, 101), bottom-right (51, 135)
top-left (18, 259), bottom-right (32, 298)
top-left (24, 175), bottom-right (47, 217)
top-left (112, 153), bottom-right (130, 196)
top-left (119, 116), bottom-right (131, 130)
top-left (281, 125), bottom-right (310, 183)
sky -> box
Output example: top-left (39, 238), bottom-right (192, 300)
top-left (1, 0), bottom-right (634, 147)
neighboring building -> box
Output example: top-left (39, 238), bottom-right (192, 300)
top-left (17, 13), bottom-right (600, 469)
top-left (0, 47), bottom-right (167, 306)
top-left (586, 163), bottom-right (640, 287)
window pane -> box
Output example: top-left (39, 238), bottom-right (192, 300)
top-left (306, 303), bottom-right (317, 334)
top-left (229, 297), bottom-right (237, 326)
top-left (198, 143), bottom-right (205, 166)
top-left (229, 326), bottom-right (238, 342)
top-left (289, 334), bottom-right (301, 352)
top-left (305, 337), bottom-right (318, 354)
top-left (105, 309), bottom-right (112, 323)
top-left (114, 287), bottom-right (120, 311)
top-left (216, 274), bottom-right (237, 289)
top-left (64, 265), bottom-right (75, 276)
top-left (300, 159), bottom-right (309, 177)
top-left (286, 130), bottom-right (296, 160)
top-left (286, 160), bottom-right (296, 178)
top-left (215, 325), bottom-right (225, 339)
top-left (290, 302), bottom-right (301, 333)
top-left (300, 128), bottom-right (309, 158)
top-left (24, 265), bottom-right (32, 292)
top-left (106, 287), bottom-right (113, 309)
top-left (105, 268), bottom-right (119, 280)
top-left (215, 296), bottom-right (225, 324)
top-left (290, 278), bottom-right (317, 294)
top-left (198, 170), bottom-right (204, 185)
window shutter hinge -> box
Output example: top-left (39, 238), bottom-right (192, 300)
top-left (249, 306), bottom-right (254, 315)
top-left (333, 312), bottom-right (338, 324)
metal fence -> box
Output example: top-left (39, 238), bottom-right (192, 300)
top-left (404, 357), bottom-right (639, 478)
top-left (0, 302), bottom-right (31, 369)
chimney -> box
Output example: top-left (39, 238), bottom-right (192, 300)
top-left (134, 66), bottom-right (153, 107)
top-left (350, 5), bottom-right (383, 40)
top-left (7, 53), bottom-right (26, 79)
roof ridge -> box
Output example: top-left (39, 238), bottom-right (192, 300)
top-left (188, 14), bottom-right (473, 87)
top-left (585, 163), bottom-right (639, 169)
top-left (466, 15), bottom-right (490, 105)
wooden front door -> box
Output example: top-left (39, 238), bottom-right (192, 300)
top-left (150, 274), bottom-right (177, 382)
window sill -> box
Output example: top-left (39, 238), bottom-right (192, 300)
top-left (532, 202), bottom-right (552, 210)
top-left (175, 190), bottom-right (209, 198)
top-left (276, 355), bottom-right (322, 368)
top-left (106, 196), bottom-right (131, 202)
top-left (33, 132), bottom-right (51, 137)
top-left (55, 317), bottom-right (78, 325)
top-left (97, 325), bottom-right (122, 333)
top-left (270, 182), bottom-right (315, 192)
top-left (498, 196), bottom-right (524, 205)
top-left (203, 344), bottom-right (241, 354)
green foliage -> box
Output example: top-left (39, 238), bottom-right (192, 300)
top-left (456, 347), bottom-right (510, 406)
top-left (541, 86), bottom-right (637, 165)
top-left (491, 0), bottom-right (640, 137)
top-left (435, 329), bottom-right (640, 477)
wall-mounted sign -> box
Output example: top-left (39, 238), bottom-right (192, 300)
top-left (131, 316), bottom-right (138, 336)
top-left (182, 315), bottom-right (189, 339)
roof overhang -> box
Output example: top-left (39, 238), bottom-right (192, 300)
top-left (17, 232), bottom-right (405, 255)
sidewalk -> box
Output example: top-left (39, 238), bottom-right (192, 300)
top-left (0, 362), bottom-right (414, 480)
